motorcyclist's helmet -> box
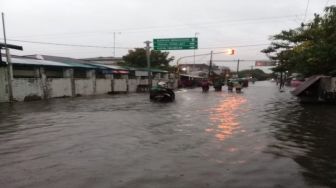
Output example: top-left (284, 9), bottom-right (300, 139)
top-left (158, 81), bottom-right (167, 88)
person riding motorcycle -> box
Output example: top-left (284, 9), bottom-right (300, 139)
top-left (201, 80), bottom-right (210, 92)
top-left (150, 82), bottom-right (175, 102)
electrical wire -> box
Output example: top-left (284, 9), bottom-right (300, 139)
top-left (1, 38), bottom-right (270, 51)
top-left (304, 0), bottom-right (310, 22)
top-left (212, 59), bottom-right (261, 62)
top-left (1, 38), bottom-right (131, 49)
top-left (10, 14), bottom-right (305, 38)
top-left (198, 44), bottom-right (269, 50)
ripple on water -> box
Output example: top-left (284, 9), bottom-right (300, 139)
top-left (1, 83), bottom-right (336, 188)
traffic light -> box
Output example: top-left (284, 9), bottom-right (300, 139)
top-left (227, 48), bottom-right (235, 55)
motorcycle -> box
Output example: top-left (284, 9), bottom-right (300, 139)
top-left (150, 82), bottom-right (175, 102)
top-left (201, 81), bottom-right (210, 92)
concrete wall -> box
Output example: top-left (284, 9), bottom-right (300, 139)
top-left (152, 79), bottom-right (159, 86)
top-left (320, 77), bottom-right (336, 92)
top-left (75, 79), bottom-right (94, 96)
top-left (331, 78), bottom-right (336, 92)
top-left (128, 79), bottom-right (139, 92)
top-left (96, 79), bottom-right (112, 94)
top-left (113, 79), bottom-right (127, 92)
top-left (12, 78), bottom-right (43, 101)
top-left (47, 78), bottom-right (72, 98)
top-left (0, 67), bottom-right (8, 102)
top-left (139, 79), bottom-right (148, 85)
top-left (0, 66), bottom-right (173, 102)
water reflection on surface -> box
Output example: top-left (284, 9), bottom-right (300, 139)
top-left (1, 82), bottom-right (336, 188)
top-left (265, 101), bottom-right (336, 188)
top-left (207, 94), bottom-right (247, 141)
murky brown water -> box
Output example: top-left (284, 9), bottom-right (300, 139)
top-left (0, 81), bottom-right (336, 188)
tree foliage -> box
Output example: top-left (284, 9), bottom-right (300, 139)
top-left (119, 48), bottom-right (175, 70)
top-left (238, 69), bottom-right (271, 81)
top-left (262, 6), bottom-right (336, 76)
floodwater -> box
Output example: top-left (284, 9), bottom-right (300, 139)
top-left (0, 81), bottom-right (336, 188)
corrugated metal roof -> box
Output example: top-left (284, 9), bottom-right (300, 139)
top-left (83, 63), bottom-right (108, 70)
top-left (11, 57), bottom-right (71, 67)
top-left (38, 55), bottom-right (97, 69)
top-left (92, 64), bottom-right (128, 70)
top-left (292, 75), bottom-right (327, 96)
top-left (126, 67), bottom-right (168, 73)
top-left (79, 57), bottom-right (122, 61)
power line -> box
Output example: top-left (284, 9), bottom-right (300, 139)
top-left (303, 0), bottom-right (310, 22)
top-left (1, 38), bottom-right (131, 49)
top-left (1, 38), bottom-right (270, 50)
top-left (212, 59), bottom-right (262, 62)
top-left (198, 44), bottom-right (269, 50)
top-left (10, 14), bottom-right (305, 38)
top-left (120, 15), bottom-right (303, 33)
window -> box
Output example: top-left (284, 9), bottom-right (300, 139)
top-left (13, 66), bottom-right (37, 78)
top-left (74, 69), bottom-right (87, 78)
top-left (45, 67), bottom-right (64, 78)
top-left (96, 70), bottom-right (106, 79)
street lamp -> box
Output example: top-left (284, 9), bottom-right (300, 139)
top-left (113, 32), bottom-right (121, 57)
top-left (193, 32), bottom-right (199, 72)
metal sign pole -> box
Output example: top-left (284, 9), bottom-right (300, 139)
top-left (144, 41), bottom-right (152, 89)
top-left (208, 51), bottom-right (213, 80)
top-left (236, 59), bottom-right (240, 77)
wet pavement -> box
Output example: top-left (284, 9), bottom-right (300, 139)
top-left (1, 81), bottom-right (336, 188)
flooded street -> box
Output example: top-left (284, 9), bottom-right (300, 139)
top-left (1, 81), bottom-right (336, 188)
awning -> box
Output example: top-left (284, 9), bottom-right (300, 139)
top-left (117, 70), bottom-right (129, 74)
top-left (291, 75), bottom-right (328, 96)
top-left (102, 70), bottom-right (129, 74)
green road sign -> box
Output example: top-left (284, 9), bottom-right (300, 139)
top-left (153, 38), bottom-right (198, 50)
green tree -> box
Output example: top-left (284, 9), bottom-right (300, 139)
top-left (238, 69), bottom-right (271, 81)
top-left (119, 48), bottom-right (175, 70)
top-left (262, 6), bottom-right (336, 77)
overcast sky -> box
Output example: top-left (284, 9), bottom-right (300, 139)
top-left (1, 0), bottom-right (335, 70)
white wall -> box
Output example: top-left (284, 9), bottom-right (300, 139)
top-left (152, 79), bottom-right (159, 86)
top-left (113, 79), bottom-right (127, 92)
top-left (1, 68), bottom-right (173, 102)
top-left (96, 79), bottom-right (111, 94)
top-left (12, 78), bottom-right (43, 101)
top-left (139, 79), bottom-right (148, 85)
top-left (75, 79), bottom-right (94, 96)
top-left (331, 78), bottom-right (336, 92)
top-left (47, 78), bottom-right (72, 98)
top-left (0, 67), bottom-right (8, 102)
top-left (128, 79), bottom-right (139, 92)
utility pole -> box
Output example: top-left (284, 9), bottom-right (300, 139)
top-left (2, 12), bottom-right (13, 102)
top-left (236, 59), bottom-right (240, 77)
top-left (280, 71), bottom-right (284, 89)
top-left (113, 32), bottom-right (115, 57)
top-left (113, 32), bottom-right (121, 57)
top-left (144, 41), bottom-right (152, 89)
top-left (208, 51), bottom-right (213, 80)
top-left (193, 32), bottom-right (199, 73)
